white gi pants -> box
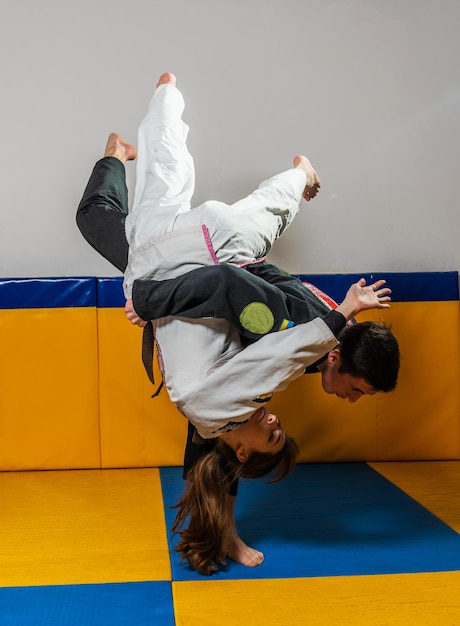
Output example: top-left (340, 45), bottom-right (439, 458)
top-left (123, 82), bottom-right (307, 298)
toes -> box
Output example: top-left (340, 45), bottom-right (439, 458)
top-left (157, 72), bottom-right (176, 87)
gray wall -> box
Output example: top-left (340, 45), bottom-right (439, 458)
top-left (1, 0), bottom-right (459, 279)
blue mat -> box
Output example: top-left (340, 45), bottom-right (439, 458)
top-left (0, 582), bottom-right (175, 626)
top-left (161, 463), bottom-right (460, 581)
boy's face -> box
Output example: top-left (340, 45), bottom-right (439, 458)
top-left (320, 349), bottom-right (377, 403)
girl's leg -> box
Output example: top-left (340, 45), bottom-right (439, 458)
top-left (126, 73), bottom-right (196, 250)
top-left (76, 133), bottom-right (137, 272)
top-left (187, 156), bottom-right (320, 268)
top-left (224, 494), bottom-right (265, 568)
top-left (227, 155), bottom-right (320, 253)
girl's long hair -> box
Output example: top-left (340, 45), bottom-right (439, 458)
top-left (171, 435), bottom-right (298, 575)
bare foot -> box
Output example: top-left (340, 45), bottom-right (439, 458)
top-left (223, 494), bottom-right (264, 567)
top-left (104, 133), bottom-right (137, 163)
top-left (156, 72), bottom-right (176, 88)
top-left (294, 155), bottom-right (321, 201)
top-left (226, 530), bottom-right (265, 568)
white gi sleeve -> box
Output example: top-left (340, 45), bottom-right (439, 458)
top-left (180, 317), bottom-right (339, 438)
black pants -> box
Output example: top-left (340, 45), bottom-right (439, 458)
top-left (76, 157), bottom-right (129, 273)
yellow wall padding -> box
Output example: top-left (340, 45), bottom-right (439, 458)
top-left (0, 468), bottom-right (170, 586)
top-left (1, 300), bottom-right (458, 470)
top-left (173, 572), bottom-right (460, 626)
top-left (97, 309), bottom-right (187, 468)
top-left (97, 300), bottom-right (460, 466)
top-left (0, 308), bottom-right (100, 470)
top-left (370, 461), bottom-right (460, 532)
top-left (270, 301), bottom-right (460, 462)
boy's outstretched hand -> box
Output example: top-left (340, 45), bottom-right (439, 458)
top-left (336, 278), bottom-right (392, 321)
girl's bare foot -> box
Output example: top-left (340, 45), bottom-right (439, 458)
top-left (294, 154), bottom-right (321, 201)
top-left (104, 133), bottom-right (137, 163)
top-left (156, 72), bottom-right (176, 88)
top-left (226, 530), bottom-right (265, 568)
top-left (223, 494), bottom-right (264, 567)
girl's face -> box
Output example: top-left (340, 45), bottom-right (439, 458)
top-left (237, 407), bottom-right (286, 455)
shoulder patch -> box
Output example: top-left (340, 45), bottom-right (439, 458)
top-left (253, 393), bottom-right (273, 403)
top-left (278, 318), bottom-right (294, 331)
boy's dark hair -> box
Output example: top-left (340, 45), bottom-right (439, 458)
top-left (338, 322), bottom-right (400, 392)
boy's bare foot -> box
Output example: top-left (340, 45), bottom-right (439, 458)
top-left (156, 72), bottom-right (176, 88)
top-left (226, 530), bottom-right (265, 568)
top-left (294, 154), bottom-right (321, 201)
top-left (104, 133), bottom-right (137, 163)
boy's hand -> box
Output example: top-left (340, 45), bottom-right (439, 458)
top-left (336, 278), bottom-right (391, 321)
top-left (125, 298), bottom-right (148, 327)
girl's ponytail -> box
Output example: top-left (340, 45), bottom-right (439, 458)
top-left (172, 435), bottom-right (298, 575)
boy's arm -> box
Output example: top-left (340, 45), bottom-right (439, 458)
top-left (130, 268), bottom-right (389, 341)
top-left (179, 279), bottom-right (391, 436)
top-left (130, 263), bottom-right (328, 340)
top-left (180, 316), bottom-right (340, 437)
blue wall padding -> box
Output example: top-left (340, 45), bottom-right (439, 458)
top-left (97, 277), bottom-right (125, 308)
top-left (296, 271), bottom-right (459, 303)
top-left (0, 277), bottom-right (97, 308)
top-left (99, 272), bottom-right (460, 307)
top-left (0, 272), bottom-right (458, 309)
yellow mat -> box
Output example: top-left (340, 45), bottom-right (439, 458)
top-left (173, 571), bottom-right (460, 626)
top-left (0, 468), bottom-right (170, 587)
top-left (370, 461), bottom-right (460, 532)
